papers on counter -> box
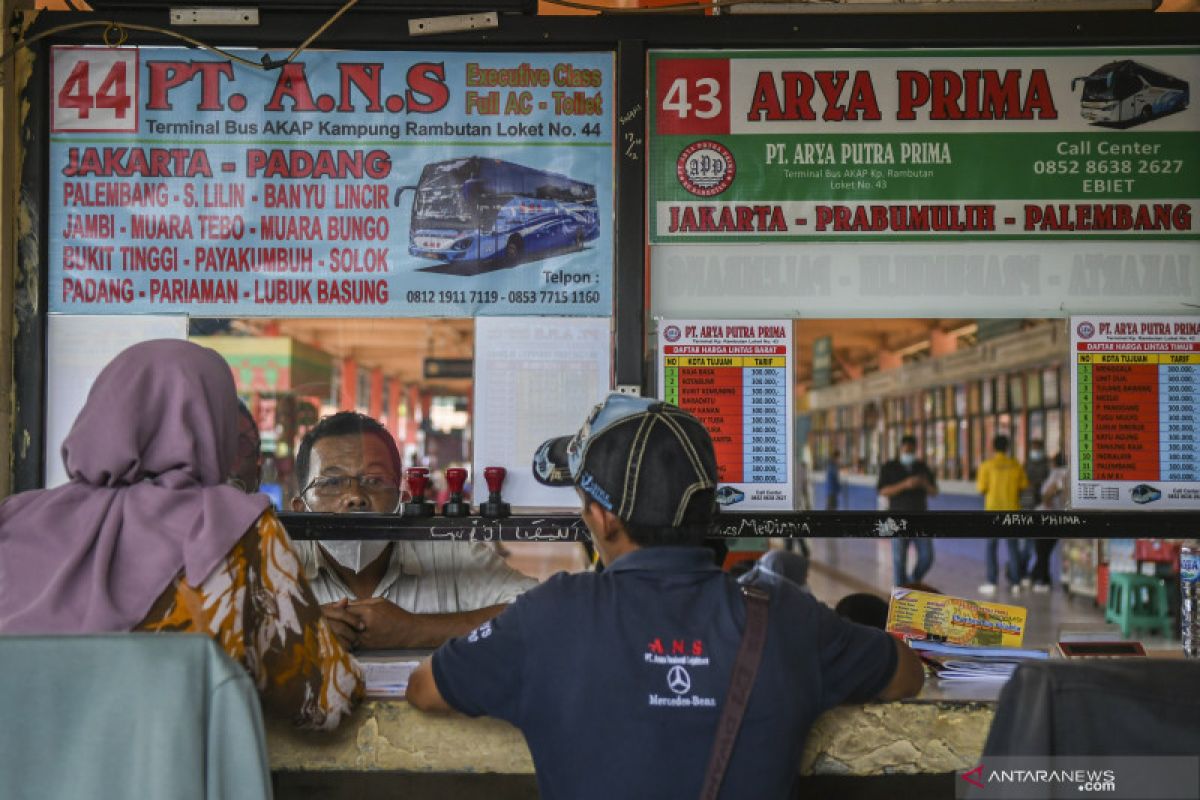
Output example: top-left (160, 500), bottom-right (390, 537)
top-left (355, 658), bottom-right (419, 698)
top-left (935, 660), bottom-right (1021, 682)
top-left (907, 639), bottom-right (1048, 683)
top-left (908, 639), bottom-right (1049, 661)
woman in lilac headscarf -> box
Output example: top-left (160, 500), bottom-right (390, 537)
top-left (0, 339), bottom-right (361, 730)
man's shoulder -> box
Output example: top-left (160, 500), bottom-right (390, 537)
top-left (742, 567), bottom-right (819, 617)
top-left (512, 569), bottom-right (597, 606)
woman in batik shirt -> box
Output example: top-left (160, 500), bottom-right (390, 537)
top-left (0, 340), bottom-right (361, 730)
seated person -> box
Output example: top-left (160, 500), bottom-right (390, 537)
top-left (292, 411), bottom-right (537, 649)
top-left (0, 340), bottom-right (362, 731)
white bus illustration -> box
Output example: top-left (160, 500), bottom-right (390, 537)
top-left (1072, 60), bottom-right (1189, 126)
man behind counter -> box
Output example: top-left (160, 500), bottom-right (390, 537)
top-left (408, 395), bottom-right (923, 800)
top-left (292, 412), bottom-right (536, 650)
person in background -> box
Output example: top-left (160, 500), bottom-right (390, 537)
top-left (229, 400), bottom-right (262, 494)
top-left (877, 435), bottom-right (939, 587)
top-left (825, 450), bottom-right (842, 511)
top-left (977, 434), bottom-right (1029, 596)
top-left (1022, 439), bottom-right (1051, 510)
top-left (1018, 438), bottom-right (1052, 588)
top-left (407, 394), bottom-right (924, 800)
top-left (1029, 452), bottom-right (1069, 592)
top-left (292, 412), bottom-right (536, 650)
top-left (0, 340), bottom-right (362, 730)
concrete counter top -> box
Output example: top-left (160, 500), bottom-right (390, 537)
top-left (268, 695), bottom-right (994, 777)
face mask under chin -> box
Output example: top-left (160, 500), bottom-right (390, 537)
top-left (319, 540), bottom-right (390, 573)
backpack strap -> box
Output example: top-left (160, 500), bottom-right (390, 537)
top-left (698, 584), bottom-right (770, 800)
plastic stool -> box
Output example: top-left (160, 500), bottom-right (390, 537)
top-left (1104, 572), bottom-right (1173, 638)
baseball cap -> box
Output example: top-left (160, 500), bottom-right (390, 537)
top-left (532, 394), bottom-right (718, 528)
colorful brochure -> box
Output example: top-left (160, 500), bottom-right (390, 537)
top-left (886, 588), bottom-right (1028, 648)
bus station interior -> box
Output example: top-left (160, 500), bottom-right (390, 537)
top-left (180, 314), bottom-right (1156, 646)
top-left (3, 2), bottom-right (1200, 798)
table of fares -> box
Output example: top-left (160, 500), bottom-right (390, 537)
top-left (658, 320), bottom-right (794, 510)
top-left (1072, 315), bottom-right (1200, 509)
top-left (1077, 351), bottom-right (1200, 481)
top-left (664, 350), bottom-right (788, 484)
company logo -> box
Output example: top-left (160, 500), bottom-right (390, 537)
top-left (677, 140), bottom-right (735, 197)
top-left (1130, 484), bottom-right (1161, 504)
top-left (955, 757), bottom-right (1196, 798)
top-left (1076, 321), bottom-right (1096, 339)
top-left (958, 762), bottom-right (1121, 796)
top-left (715, 486), bottom-right (745, 506)
top-left (578, 472), bottom-right (613, 510)
top-left (663, 324), bottom-right (682, 342)
top-left (667, 665), bottom-right (691, 695)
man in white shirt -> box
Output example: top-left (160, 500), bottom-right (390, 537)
top-left (292, 411), bottom-right (536, 650)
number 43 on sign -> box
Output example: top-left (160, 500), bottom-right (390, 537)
top-left (655, 58), bottom-right (730, 136)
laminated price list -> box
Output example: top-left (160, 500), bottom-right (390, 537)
top-left (658, 318), bottom-right (794, 511)
top-left (1071, 315), bottom-right (1200, 510)
top-left (1077, 350), bottom-right (1200, 481)
top-left (663, 351), bottom-right (788, 483)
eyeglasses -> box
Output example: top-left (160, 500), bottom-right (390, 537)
top-left (301, 474), bottom-right (404, 499)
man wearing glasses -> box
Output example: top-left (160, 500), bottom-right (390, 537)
top-left (292, 412), bottom-right (536, 650)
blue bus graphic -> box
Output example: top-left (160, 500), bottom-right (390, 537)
top-left (1072, 60), bottom-right (1189, 126)
top-left (396, 157), bottom-right (600, 266)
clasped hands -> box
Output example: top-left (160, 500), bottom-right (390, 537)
top-left (322, 597), bottom-right (414, 651)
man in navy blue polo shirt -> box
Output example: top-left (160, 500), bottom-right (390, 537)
top-left (407, 394), bottom-right (924, 799)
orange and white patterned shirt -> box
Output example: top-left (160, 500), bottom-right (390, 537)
top-left (137, 509), bottom-right (363, 730)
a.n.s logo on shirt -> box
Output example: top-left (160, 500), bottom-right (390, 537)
top-left (647, 637), bottom-right (705, 657)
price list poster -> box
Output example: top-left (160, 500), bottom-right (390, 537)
top-left (658, 320), bottom-right (793, 510)
top-left (1071, 315), bottom-right (1200, 509)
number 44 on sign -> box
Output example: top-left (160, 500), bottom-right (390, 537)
top-left (52, 47), bottom-right (138, 133)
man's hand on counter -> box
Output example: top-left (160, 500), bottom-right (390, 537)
top-left (332, 597), bottom-right (510, 650)
top-left (321, 599), bottom-right (363, 651)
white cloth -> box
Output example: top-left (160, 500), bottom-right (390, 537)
top-left (299, 540), bottom-right (538, 613)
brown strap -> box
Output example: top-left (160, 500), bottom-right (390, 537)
top-left (698, 584), bottom-right (770, 800)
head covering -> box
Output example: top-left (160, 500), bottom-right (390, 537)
top-left (0, 339), bottom-right (269, 633)
top-left (532, 394), bottom-right (718, 528)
